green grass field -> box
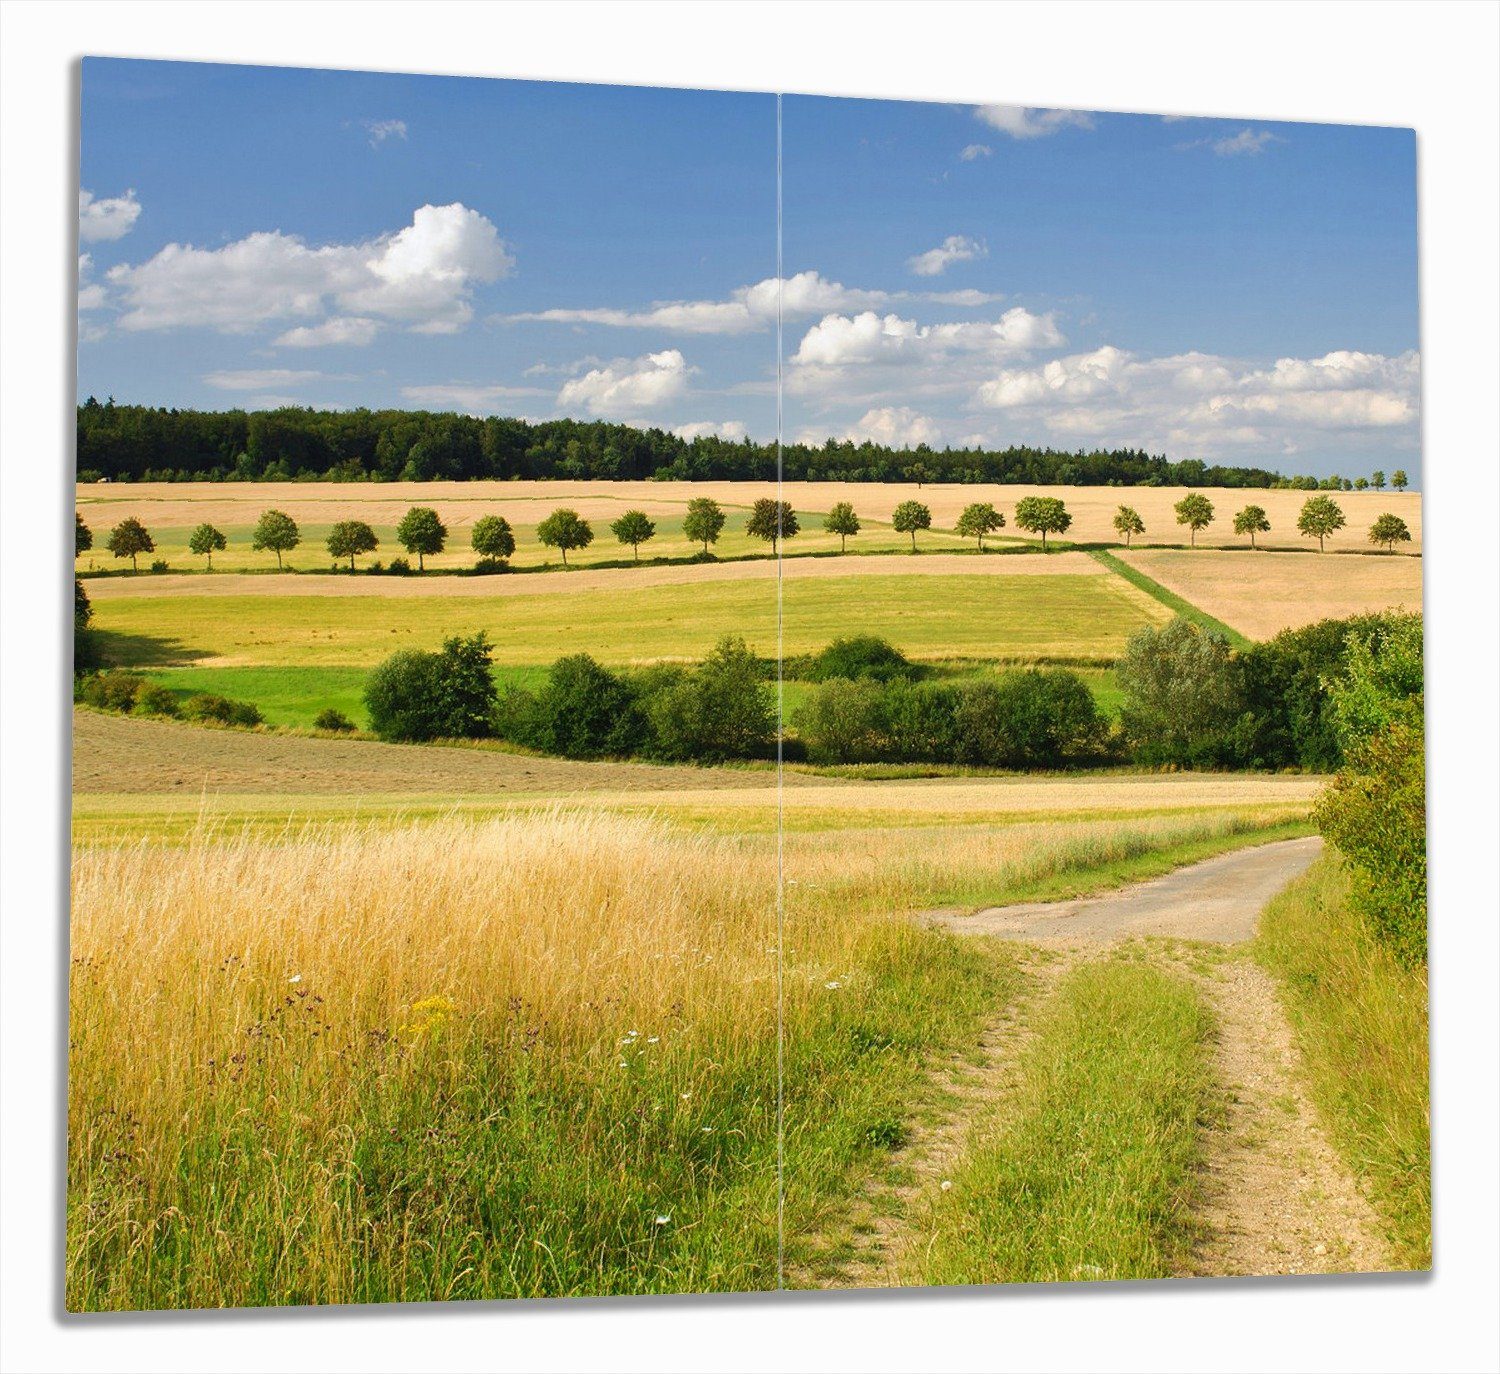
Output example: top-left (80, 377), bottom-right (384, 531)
top-left (93, 572), bottom-right (1166, 671)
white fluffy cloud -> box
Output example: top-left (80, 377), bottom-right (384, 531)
top-left (973, 346), bottom-right (1420, 452)
top-left (79, 188), bottom-right (141, 243)
top-left (1177, 128), bottom-right (1283, 157)
top-left (105, 203), bottom-right (512, 337)
top-left (959, 143), bottom-right (993, 161)
top-left (202, 368), bottom-right (331, 391)
top-left (792, 307), bottom-right (1063, 370)
top-left (841, 406), bottom-right (944, 448)
top-left (274, 317), bottom-right (382, 348)
top-left (556, 349), bottom-right (694, 417)
top-left (907, 235), bottom-right (987, 278)
top-left (975, 106), bottom-right (1094, 139)
top-left (508, 271), bottom-right (892, 336)
top-left (674, 420), bottom-right (748, 441)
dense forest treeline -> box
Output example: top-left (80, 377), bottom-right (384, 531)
top-left (76, 400), bottom-right (1299, 488)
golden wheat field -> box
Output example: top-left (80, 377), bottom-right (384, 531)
top-left (1116, 547), bottom-right (1424, 640)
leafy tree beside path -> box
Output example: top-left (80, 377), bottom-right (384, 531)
top-left (395, 506), bottom-right (447, 571)
top-left (1014, 496), bottom-right (1072, 550)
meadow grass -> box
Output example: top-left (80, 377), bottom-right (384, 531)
top-left (91, 572), bottom-right (1165, 668)
top-left (907, 956), bottom-right (1214, 1286)
top-left (67, 804), bottom-right (1295, 1308)
top-left (1254, 855), bottom-right (1431, 1267)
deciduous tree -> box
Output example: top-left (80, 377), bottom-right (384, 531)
top-left (1013, 496), bottom-right (1072, 550)
top-left (1112, 505), bottom-right (1145, 546)
top-left (470, 513), bottom-right (516, 563)
top-left (1368, 513), bottom-right (1412, 552)
top-left (891, 500), bottom-right (932, 551)
top-left (1174, 491), bottom-right (1215, 547)
top-left (188, 522), bottom-right (227, 570)
top-left (683, 497), bottom-right (726, 555)
top-left (1232, 504), bottom-right (1271, 549)
top-left (251, 509), bottom-right (300, 569)
top-left (536, 508), bottom-right (594, 565)
top-left (955, 501), bottom-right (1004, 549)
top-left (105, 517), bottom-right (154, 572)
top-left (610, 510), bottom-right (657, 562)
top-left (395, 506), bottom-right (447, 570)
top-left (1297, 494), bottom-right (1346, 552)
top-left (823, 501), bottom-right (861, 551)
top-left (327, 519), bottom-right (378, 570)
top-left (745, 498), bottom-right (798, 553)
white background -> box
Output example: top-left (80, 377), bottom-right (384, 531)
top-left (3, 3), bottom-right (1497, 1371)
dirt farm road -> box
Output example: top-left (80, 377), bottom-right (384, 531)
top-left (823, 835), bottom-right (1393, 1284)
top-left (925, 835), bottom-right (1325, 944)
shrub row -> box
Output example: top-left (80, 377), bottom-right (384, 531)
top-left (794, 669), bottom-right (1109, 768)
top-left (75, 672), bottom-right (263, 727)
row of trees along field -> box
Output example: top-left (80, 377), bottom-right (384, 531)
top-left (75, 399), bottom-right (1372, 488)
top-left (75, 488), bottom-right (1412, 579)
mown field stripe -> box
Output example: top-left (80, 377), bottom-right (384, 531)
top-left (1088, 547), bottom-right (1251, 648)
top-left (907, 956), bottom-right (1215, 1286)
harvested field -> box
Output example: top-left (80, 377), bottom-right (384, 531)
top-left (1116, 548), bottom-right (1423, 640)
top-left (74, 480), bottom-right (1424, 568)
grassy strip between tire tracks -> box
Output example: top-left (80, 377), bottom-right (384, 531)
top-left (1254, 854), bottom-right (1431, 1268)
top-left (907, 955), bottom-right (1215, 1285)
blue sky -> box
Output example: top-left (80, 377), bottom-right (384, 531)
top-left (79, 59), bottom-right (1420, 478)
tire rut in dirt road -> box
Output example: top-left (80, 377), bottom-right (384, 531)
top-left (1187, 958), bottom-right (1391, 1277)
top-left (789, 950), bottom-right (1079, 1290)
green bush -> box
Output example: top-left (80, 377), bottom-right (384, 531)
top-left (520, 654), bottom-right (648, 759)
top-left (314, 708), bottom-right (356, 733)
top-left (471, 557), bottom-right (511, 576)
top-left (1314, 613), bottom-right (1426, 965)
top-left (957, 669), bottom-right (1108, 769)
top-left (181, 693), bottom-right (262, 727)
top-left (803, 635), bottom-right (919, 684)
top-left (150, 559), bottom-right (170, 574)
top-left (1117, 618), bottom-right (1245, 766)
top-left (793, 679), bottom-right (892, 764)
top-left (642, 636), bottom-right (775, 762)
top-left (134, 683), bottom-right (181, 717)
top-left (79, 671), bottom-right (144, 713)
top-left (364, 634), bottom-right (497, 742)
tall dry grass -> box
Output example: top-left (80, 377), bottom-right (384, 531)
top-left (68, 803), bottom-right (1303, 1308)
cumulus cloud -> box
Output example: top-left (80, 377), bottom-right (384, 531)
top-left (975, 106), bottom-right (1094, 139)
top-left (105, 203), bottom-right (513, 337)
top-left (79, 188), bottom-right (141, 243)
top-left (959, 143), bottom-right (993, 161)
top-left (363, 118), bottom-right (408, 148)
top-left (203, 368), bottom-right (333, 391)
top-left (841, 406), bottom-right (944, 448)
top-left (674, 420), bottom-right (748, 441)
top-left (274, 316), bottom-right (382, 348)
top-left (907, 235), bottom-right (987, 278)
top-left (556, 349), bottom-right (694, 417)
top-left (792, 307), bottom-right (1063, 371)
top-left (973, 345), bottom-right (1420, 453)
